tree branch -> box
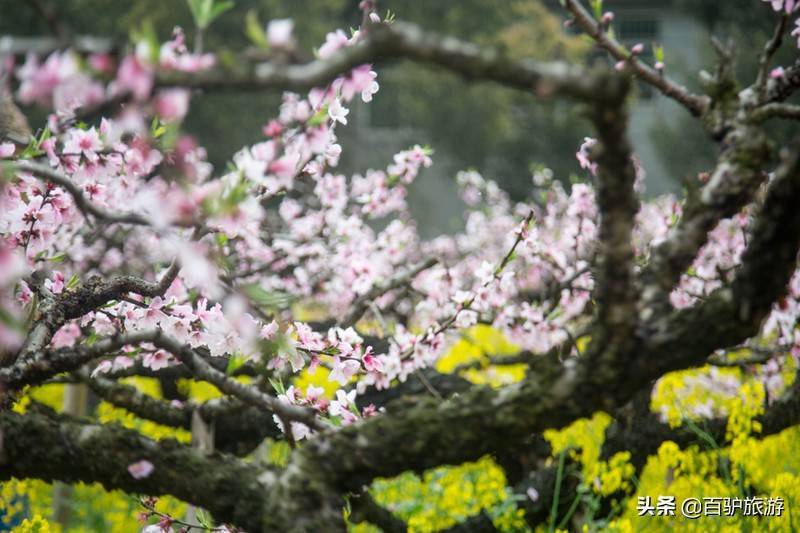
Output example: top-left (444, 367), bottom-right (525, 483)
top-left (755, 14), bottom-right (789, 102)
top-left (147, 331), bottom-right (323, 431)
top-left (638, 124), bottom-right (770, 308)
top-left (157, 21), bottom-right (626, 104)
top-left (639, 138), bottom-right (800, 381)
top-left (562, 0), bottom-right (708, 116)
top-left (2, 330), bottom-right (161, 389)
top-left (0, 408), bottom-right (269, 531)
top-left (750, 102), bottom-right (800, 122)
top-left (587, 82), bottom-right (639, 365)
top-left (12, 161), bottom-right (152, 227)
top-left (767, 57), bottom-right (800, 103)
top-left (10, 263), bottom-right (179, 374)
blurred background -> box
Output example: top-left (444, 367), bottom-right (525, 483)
top-left (2, 2), bottom-right (800, 531)
top-left (1, 0), bottom-right (797, 236)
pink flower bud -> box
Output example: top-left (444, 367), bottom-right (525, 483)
top-left (771, 66), bottom-right (786, 79)
top-left (631, 43), bottom-right (644, 55)
top-left (88, 53), bottom-right (114, 74)
top-left (615, 60), bottom-right (627, 71)
top-left (0, 142), bottom-right (15, 159)
top-left (369, 12), bottom-right (381, 23)
top-left (128, 460), bottom-right (154, 479)
top-left (602, 11), bottom-right (615, 24)
top-left (655, 61), bottom-right (665, 72)
top-left (263, 119), bottom-right (284, 138)
top-left (563, 18), bottom-right (574, 29)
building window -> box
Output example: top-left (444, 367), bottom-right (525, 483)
top-left (618, 19), bottom-right (659, 42)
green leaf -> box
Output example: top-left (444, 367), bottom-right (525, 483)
top-left (186, 0), bottom-right (210, 27)
top-left (226, 354), bottom-right (247, 375)
top-left (245, 9), bottom-right (269, 49)
top-left (348, 402), bottom-right (360, 417)
top-left (307, 107), bottom-right (329, 127)
top-left (195, 508), bottom-right (213, 528)
top-left (85, 331), bottom-right (99, 346)
top-left (241, 284), bottom-right (295, 311)
top-left (66, 273), bottom-right (80, 290)
top-left (130, 20), bottom-right (160, 64)
top-left (268, 377), bottom-right (285, 395)
top-left (208, 1), bottom-right (234, 25)
top-left (48, 253), bottom-right (68, 263)
top-left (186, 0), bottom-right (233, 29)
top-left (654, 44), bottom-right (665, 63)
top-left (590, 0), bottom-right (603, 20)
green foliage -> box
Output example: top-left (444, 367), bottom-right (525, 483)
top-left (186, 0), bottom-right (235, 30)
top-left (244, 9), bottom-right (269, 48)
top-left (590, 0), bottom-right (604, 20)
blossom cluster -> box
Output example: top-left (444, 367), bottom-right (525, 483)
top-left (0, 8), bottom-right (798, 448)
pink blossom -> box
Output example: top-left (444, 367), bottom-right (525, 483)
top-left (16, 51), bottom-right (81, 107)
top-left (305, 384), bottom-right (325, 403)
top-left (260, 320), bottom-right (279, 340)
top-left (328, 98), bottom-right (349, 125)
top-left (142, 525), bottom-right (172, 533)
top-left (128, 460), bottom-right (154, 479)
top-left (771, 66), bottom-right (786, 79)
top-left (267, 19), bottom-right (294, 48)
top-left (115, 56), bottom-right (154, 101)
top-left (263, 119), bottom-right (284, 137)
top-left (576, 137), bottom-right (598, 175)
top-left (0, 242), bottom-right (25, 285)
top-left (45, 271), bottom-right (66, 294)
top-left (88, 53), bottom-right (114, 74)
top-left (113, 355), bottom-right (135, 370)
top-left (339, 65), bottom-right (379, 103)
top-left (63, 127), bottom-right (102, 161)
top-left (154, 89), bottom-right (190, 122)
top-left (91, 360), bottom-right (113, 377)
top-left (329, 356), bottom-right (360, 385)
top-left (143, 350), bottom-right (171, 371)
top-left (51, 323), bottom-right (80, 348)
top-left (362, 347), bottom-right (382, 372)
top-left (455, 309), bottom-right (478, 329)
top-left (0, 143), bottom-right (15, 158)
top-left (475, 260), bottom-right (495, 285)
top-left (329, 388), bottom-right (357, 417)
top-left (318, 30), bottom-right (349, 59)
top-left (763, 0), bottom-right (799, 13)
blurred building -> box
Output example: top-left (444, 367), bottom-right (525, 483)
top-left (339, 0), bottom-right (711, 236)
top-left (595, 0), bottom-right (710, 196)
